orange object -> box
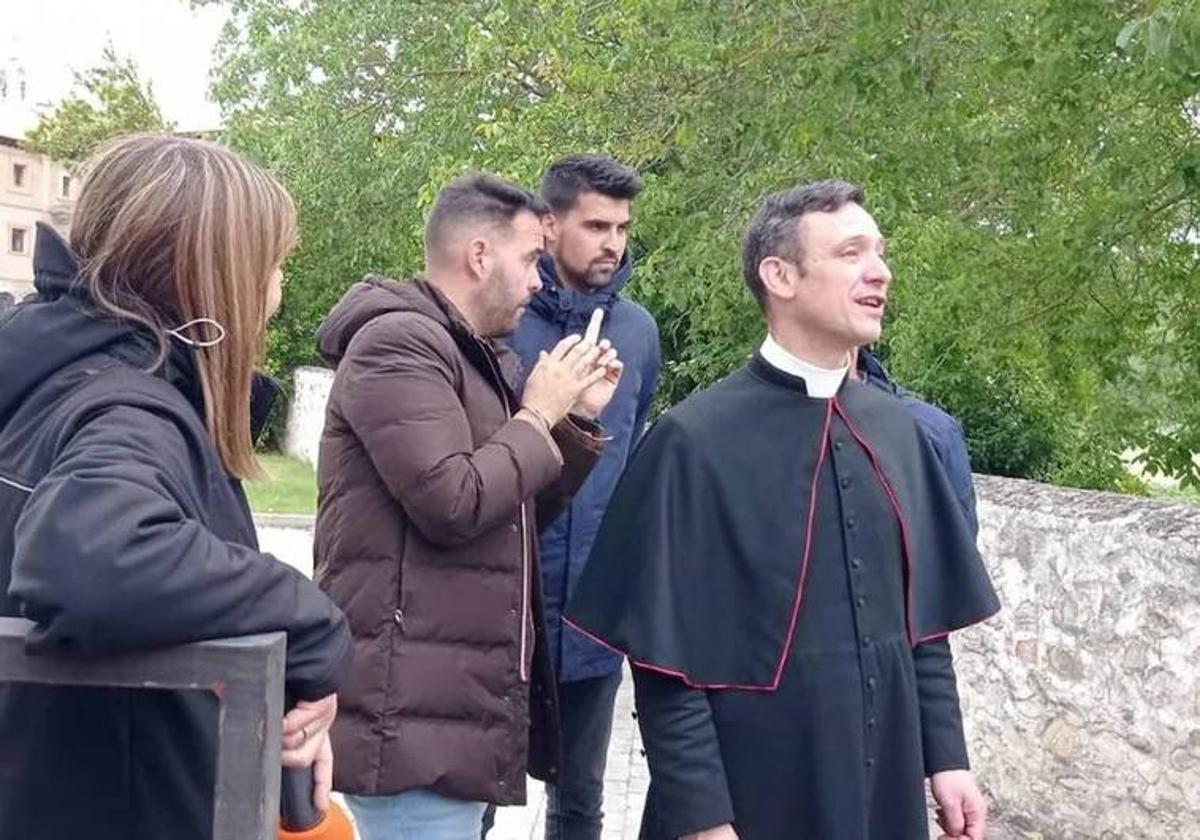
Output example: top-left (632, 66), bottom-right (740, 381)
top-left (277, 799), bottom-right (355, 840)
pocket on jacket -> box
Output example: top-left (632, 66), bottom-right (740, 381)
top-left (318, 554), bottom-right (401, 639)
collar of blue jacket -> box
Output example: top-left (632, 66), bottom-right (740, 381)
top-left (526, 251), bottom-right (634, 330)
top-left (858, 348), bottom-right (903, 394)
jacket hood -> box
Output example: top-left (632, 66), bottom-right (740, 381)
top-left (316, 275), bottom-right (474, 368)
top-left (0, 224), bottom-right (280, 436)
top-left (0, 224), bottom-right (146, 421)
top-left (857, 349), bottom-right (898, 394)
top-left (527, 252), bottom-right (633, 330)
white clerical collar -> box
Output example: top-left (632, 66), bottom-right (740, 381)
top-left (759, 334), bottom-right (849, 398)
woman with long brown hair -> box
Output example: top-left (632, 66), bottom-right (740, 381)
top-left (0, 133), bottom-right (351, 839)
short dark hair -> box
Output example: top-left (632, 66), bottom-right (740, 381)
top-left (741, 180), bottom-right (866, 309)
top-left (425, 172), bottom-right (549, 255)
top-left (540, 153), bottom-right (642, 214)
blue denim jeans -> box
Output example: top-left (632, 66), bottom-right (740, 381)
top-left (345, 789), bottom-right (488, 840)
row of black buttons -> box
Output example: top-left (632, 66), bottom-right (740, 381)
top-left (833, 437), bottom-right (880, 772)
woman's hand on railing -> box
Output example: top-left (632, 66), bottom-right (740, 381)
top-left (281, 693), bottom-right (337, 760)
top-left (281, 694), bottom-right (336, 760)
top-left (281, 693), bottom-right (337, 812)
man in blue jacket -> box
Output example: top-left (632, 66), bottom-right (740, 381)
top-left (856, 350), bottom-right (979, 535)
top-left (509, 154), bottom-right (661, 840)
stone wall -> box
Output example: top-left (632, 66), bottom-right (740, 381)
top-left (958, 476), bottom-right (1199, 839)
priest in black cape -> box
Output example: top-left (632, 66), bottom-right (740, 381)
top-left (566, 181), bottom-right (1000, 840)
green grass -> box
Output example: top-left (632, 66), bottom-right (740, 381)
top-left (245, 453), bottom-right (318, 515)
top-left (1148, 484), bottom-right (1200, 506)
top-left (241, 450), bottom-right (1199, 516)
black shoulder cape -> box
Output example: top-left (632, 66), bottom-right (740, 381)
top-left (565, 355), bottom-right (1000, 689)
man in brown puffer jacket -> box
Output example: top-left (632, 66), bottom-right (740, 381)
top-left (313, 173), bottom-right (622, 839)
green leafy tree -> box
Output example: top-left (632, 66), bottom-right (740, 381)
top-left (25, 45), bottom-right (170, 168)
top-left (210, 0), bottom-right (1200, 490)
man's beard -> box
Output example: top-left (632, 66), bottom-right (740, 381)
top-left (584, 265), bottom-right (617, 288)
top-left (479, 269), bottom-right (524, 337)
top-left (563, 260), bottom-right (617, 291)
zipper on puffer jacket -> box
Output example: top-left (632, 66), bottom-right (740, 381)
top-left (477, 339), bottom-right (531, 684)
top-left (0, 473), bottom-right (35, 494)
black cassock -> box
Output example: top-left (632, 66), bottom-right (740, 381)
top-left (566, 354), bottom-right (1000, 840)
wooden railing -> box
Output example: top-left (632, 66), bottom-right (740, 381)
top-left (0, 617), bottom-right (286, 839)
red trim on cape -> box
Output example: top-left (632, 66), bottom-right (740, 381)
top-left (563, 617), bottom-right (782, 691)
top-left (566, 396), bottom-right (991, 691)
top-left (767, 398), bottom-right (834, 689)
top-left (563, 400), bottom-right (836, 692)
top-left (831, 397), bottom-right (918, 646)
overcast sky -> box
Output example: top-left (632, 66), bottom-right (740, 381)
top-left (3, 0), bottom-right (230, 132)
